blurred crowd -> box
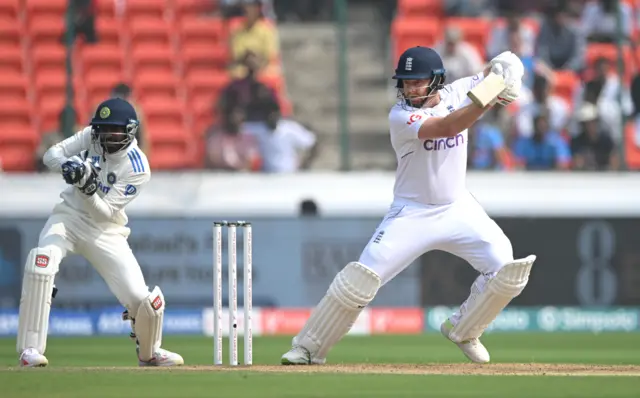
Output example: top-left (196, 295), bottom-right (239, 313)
top-left (204, 0), bottom-right (318, 173)
top-left (6, 0), bottom-right (640, 174)
top-left (435, 0), bottom-right (638, 171)
top-left (21, 0), bottom-right (318, 174)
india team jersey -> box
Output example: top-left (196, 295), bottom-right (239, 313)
top-left (43, 127), bottom-right (151, 227)
top-left (390, 72), bottom-right (484, 205)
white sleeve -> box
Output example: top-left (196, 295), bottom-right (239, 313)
top-left (286, 120), bottom-right (316, 149)
top-left (389, 106), bottom-right (431, 144)
top-left (43, 127), bottom-right (92, 173)
top-left (444, 72), bottom-right (485, 106)
top-left (81, 172), bottom-right (150, 222)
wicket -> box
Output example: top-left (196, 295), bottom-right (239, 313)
top-left (213, 221), bottom-right (252, 366)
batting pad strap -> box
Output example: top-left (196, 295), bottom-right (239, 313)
top-left (449, 255), bottom-right (536, 343)
top-left (295, 262), bottom-right (381, 361)
top-left (135, 286), bottom-right (165, 361)
top-left (17, 247), bottom-right (61, 354)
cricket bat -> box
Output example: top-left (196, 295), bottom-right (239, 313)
top-left (467, 72), bottom-right (507, 107)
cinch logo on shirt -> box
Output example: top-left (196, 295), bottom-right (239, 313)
top-left (423, 133), bottom-right (465, 151)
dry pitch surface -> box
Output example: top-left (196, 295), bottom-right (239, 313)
top-left (13, 363), bottom-right (638, 376)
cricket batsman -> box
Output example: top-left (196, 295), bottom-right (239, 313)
top-left (281, 47), bottom-right (536, 365)
top-left (17, 98), bottom-right (184, 367)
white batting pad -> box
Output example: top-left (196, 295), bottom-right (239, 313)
top-left (17, 247), bottom-right (61, 354)
top-left (450, 255), bottom-right (536, 343)
top-left (294, 262), bottom-right (381, 362)
top-left (135, 286), bottom-right (165, 361)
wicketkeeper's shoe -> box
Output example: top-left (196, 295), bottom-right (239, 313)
top-left (19, 347), bottom-right (49, 367)
top-left (440, 319), bottom-right (490, 364)
top-left (138, 348), bottom-right (184, 367)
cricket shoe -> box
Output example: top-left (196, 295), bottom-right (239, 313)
top-left (281, 346), bottom-right (325, 365)
top-left (19, 348), bottom-right (49, 367)
top-left (138, 348), bottom-right (184, 367)
top-left (440, 319), bottom-right (490, 364)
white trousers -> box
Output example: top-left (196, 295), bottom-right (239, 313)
top-left (39, 204), bottom-right (150, 313)
top-left (359, 191), bottom-right (514, 322)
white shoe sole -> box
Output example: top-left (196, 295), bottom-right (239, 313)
top-left (441, 320), bottom-right (490, 364)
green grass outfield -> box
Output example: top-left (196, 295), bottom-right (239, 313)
top-left (1, 334), bottom-right (639, 397)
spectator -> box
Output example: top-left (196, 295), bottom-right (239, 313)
top-left (631, 71), bottom-right (640, 146)
top-left (573, 57), bottom-right (633, 141)
top-left (109, 83), bottom-right (151, 155)
top-left (501, 22), bottom-right (555, 89)
top-left (67, 0), bottom-right (97, 44)
top-left (222, 0), bottom-right (276, 19)
top-left (35, 106), bottom-right (80, 172)
top-left (580, 0), bottom-right (633, 43)
top-left (218, 51), bottom-right (278, 123)
top-left (244, 100), bottom-right (319, 173)
top-left (273, 0), bottom-right (332, 22)
top-left (535, 4), bottom-right (585, 71)
top-left (229, 0), bottom-right (281, 79)
top-left (516, 74), bottom-right (570, 138)
top-left (204, 106), bottom-right (262, 171)
top-left (469, 107), bottom-right (513, 170)
top-left (513, 113), bottom-right (571, 171)
top-left (571, 103), bottom-right (619, 170)
top-left (445, 0), bottom-right (497, 17)
top-left (435, 26), bottom-right (483, 83)
top-left (487, 14), bottom-right (536, 60)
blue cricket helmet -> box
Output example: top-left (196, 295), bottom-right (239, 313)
top-left (90, 97), bottom-right (139, 155)
top-left (392, 46), bottom-right (446, 89)
top-left (91, 97), bottom-right (138, 126)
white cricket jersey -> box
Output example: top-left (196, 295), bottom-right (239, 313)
top-left (43, 127), bottom-right (151, 227)
top-left (390, 72), bottom-right (484, 206)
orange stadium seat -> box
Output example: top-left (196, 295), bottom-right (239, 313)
top-left (95, 0), bottom-right (118, 19)
top-left (132, 47), bottom-right (174, 75)
top-left (95, 18), bottom-right (122, 47)
top-left (586, 43), bottom-right (634, 81)
top-left (148, 144), bottom-right (197, 169)
top-left (174, 0), bottom-right (217, 22)
top-left (39, 99), bottom-right (65, 132)
top-left (179, 18), bottom-right (226, 46)
top-left (126, 0), bottom-right (167, 19)
top-left (85, 73), bottom-right (125, 105)
top-left (0, 99), bottom-right (38, 171)
top-left (35, 72), bottom-right (67, 107)
top-left (0, 21), bottom-right (22, 49)
top-left (0, 142), bottom-right (38, 171)
top-left (445, 18), bottom-right (491, 59)
top-left (141, 100), bottom-right (194, 169)
top-left (0, 100), bottom-right (32, 129)
top-left (29, 19), bottom-right (65, 47)
top-left (0, 74), bottom-right (29, 100)
top-left (81, 45), bottom-right (125, 77)
top-left (0, 48), bottom-right (23, 75)
top-left (181, 45), bottom-right (228, 74)
top-left (192, 97), bottom-right (215, 136)
top-left (552, 70), bottom-right (580, 106)
top-left (134, 72), bottom-right (180, 101)
top-left (37, 96), bottom-right (87, 132)
top-left (0, 0), bottom-right (20, 22)
top-left (129, 19), bottom-right (171, 47)
top-left (32, 45), bottom-right (66, 75)
top-left (185, 71), bottom-right (230, 105)
top-left (392, 17), bottom-right (442, 59)
top-left (625, 122), bottom-right (640, 169)
top-left (25, 0), bottom-right (66, 19)
top-left (141, 99), bottom-right (185, 129)
top-left (397, 0), bottom-right (443, 17)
